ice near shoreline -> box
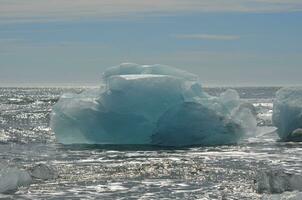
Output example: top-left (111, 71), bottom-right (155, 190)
top-left (273, 87), bottom-right (302, 141)
top-left (51, 63), bottom-right (257, 146)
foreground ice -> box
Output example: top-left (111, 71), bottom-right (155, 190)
top-left (273, 88), bottom-right (302, 141)
top-left (256, 169), bottom-right (302, 194)
top-left (30, 164), bottom-right (58, 180)
top-left (0, 163), bottom-right (58, 194)
top-left (262, 191), bottom-right (302, 200)
top-left (51, 63), bottom-right (256, 146)
top-left (0, 164), bottom-right (32, 194)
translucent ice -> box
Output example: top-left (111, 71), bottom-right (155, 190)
top-left (262, 191), bottom-right (302, 200)
top-left (102, 63), bottom-right (198, 82)
top-left (152, 102), bottom-right (243, 146)
top-left (51, 63), bottom-right (256, 146)
top-left (30, 164), bottom-right (58, 180)
top-left (256, 169), bottom-right (302, 194)
top-left (0, 165), bottom-right (32, 194)
top-left (273, 88), bottom-right (302, 141)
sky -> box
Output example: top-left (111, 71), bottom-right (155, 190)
top-left (0, 0), bottom-right (301, 87)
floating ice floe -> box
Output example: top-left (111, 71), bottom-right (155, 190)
top-left (51, 63), bottom-right (257, 146)
top-left (256, 169), bottom-right (302, 194)
top-left (0, 164), bottom-right (32, 194)
top-left (273, 88), bottom-right (302, 141)
top-left (0, 163), bottom-right (58, 194)
top-left (30, 164), bottom-right (58, 180)
top-left (262, 191), bottom-right (302, 200)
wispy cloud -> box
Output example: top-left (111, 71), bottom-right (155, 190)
top-left (0, 38), bottom-right (105, 55)
top-left (174, 34), bottom-right (240, 41)
top-left (0, 0), bottom-right (302, 23)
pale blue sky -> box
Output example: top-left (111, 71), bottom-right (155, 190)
top-left (0, 0), bottom-right (301, 86)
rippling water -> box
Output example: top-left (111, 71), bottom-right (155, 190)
top-left (1, 87), bottom-right (302, 199)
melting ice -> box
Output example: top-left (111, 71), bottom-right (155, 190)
top-left (0, 163), bottom-right (57, 194)
top-left (51, 63), bottom-right (256, 146)
top-left (273, 87), bottom-right (302, 141)
top-left (0, 164), bottom-right (32, 194)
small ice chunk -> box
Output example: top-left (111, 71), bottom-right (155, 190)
top-left (254, 102), bottom-right (273, 126)
top-left (231, 104), bottom-right (257, 135)
top-left (256, 169), bottom-right (302, 194)
top-left (219, 89), bottom-right (240, 107)
top-left (291, 129), bottom-right (302, 139)
top-left (30, 164), bottom-right (58, 180)
top-left (273, 88), bottom-right (302, 141)
top-left (0, 166), bottom-right (32, 194)
top-left (262, 191), bottom-right (302, 200)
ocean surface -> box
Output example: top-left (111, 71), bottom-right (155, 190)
top-left (1, 87), bottom-right (302, 199)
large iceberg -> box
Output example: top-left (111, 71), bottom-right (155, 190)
top-left (273, 88), bottom-right (302, 141)
top-left (51, 63), bottom-right (256, 146)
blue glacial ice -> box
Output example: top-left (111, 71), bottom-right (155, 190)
top-left (273, 87), bottom-right (302, 141)
top-left (51, 63), bottom-right (256, 146)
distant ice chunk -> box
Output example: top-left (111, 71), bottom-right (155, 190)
top-left (51, 63), bottom-right (257, 146)
top-left (273, 88), bottom-right (302, 141)
top-left (0, 165), bottom-right (32, 194)
top-left (254, 102), bottom-right (274, 126)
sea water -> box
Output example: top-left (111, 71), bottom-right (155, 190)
top-left (1, 87), bottom-right (302, 199)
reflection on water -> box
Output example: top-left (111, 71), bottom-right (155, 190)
top-left (0, 87), bottom-right (301, 199)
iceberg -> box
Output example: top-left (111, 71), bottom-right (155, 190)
top-left (273, 88), bottom-right (302, 141)
top-left (51, 63), bottom-right (256, 146)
